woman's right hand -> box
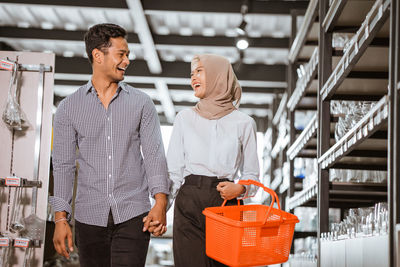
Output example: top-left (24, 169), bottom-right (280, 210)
top-left (216, 181), bottom-right (246, 200)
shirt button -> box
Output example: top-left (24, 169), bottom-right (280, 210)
top-left (107, 136), bottom-right (111, 140)
top-left (109, 174), bottom-right (111, 178)
top-left (109, 194), bottom-right (112, 197)
top-left (107, 117), bottom-right (110, 121)
top-left (108, 155), bottom-right (111, 160)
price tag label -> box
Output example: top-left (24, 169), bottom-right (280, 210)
top-left (0, 237), bottom-right (10, 247)
top-left (0, 60), bottom-right (14, 71)
top-left (5, 176), bottom-right (21, 186)
top-left (14, 238), bottom-right (30, 248)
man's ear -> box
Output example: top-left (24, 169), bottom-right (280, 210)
top-left (92, 48), bottom-right (103, 64)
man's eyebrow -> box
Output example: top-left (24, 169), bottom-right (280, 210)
top-left (118, 49), bottom-right (130, 53)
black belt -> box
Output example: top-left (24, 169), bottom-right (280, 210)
top-left (184, 174), bottom-right (230, 188)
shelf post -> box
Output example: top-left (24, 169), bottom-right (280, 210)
top-left (388, 0), bottom-right (399, 265)
top-left (288, 9), bottom-right (299, 200)
top-left (317, 0), bottom-right (332, 265)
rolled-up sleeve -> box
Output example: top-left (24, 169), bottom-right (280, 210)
top-left (239, 118), bottom-right (260, 197)
top-left (166, 112), bottom-right (185, 199)
top-left (49, 100), bottom-right (76, 218)
top-left (139, 96), bottom-right (170, 197)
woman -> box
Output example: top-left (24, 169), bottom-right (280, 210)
top-left (167, 54), bottom-right (260, 267)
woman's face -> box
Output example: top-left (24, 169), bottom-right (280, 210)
top-left (190, 60), bottom-right (206, 99)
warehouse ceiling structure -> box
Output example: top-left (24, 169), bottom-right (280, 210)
top-left (0, 0), bottom-right (309, 131)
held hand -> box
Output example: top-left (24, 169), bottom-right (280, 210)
top-left (216, 181), bottom-right (246, 200)
top-left (142, 193), bottom-right (167, 236)
top-left (53, 220), bottom-right (73, 259)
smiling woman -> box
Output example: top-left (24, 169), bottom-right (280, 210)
top-left (190, 56), bottom-right (206, 98)
top-left (166, 54), bottom-right (260, 267)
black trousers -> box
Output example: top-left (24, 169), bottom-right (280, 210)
top-left (75, 212), bottom-right (150, 267)
top-left (173, 174), bottom-right (241, 267)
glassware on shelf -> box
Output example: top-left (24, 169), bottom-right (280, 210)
top-left (323, 202), bottom-right (389, 241)
top-left (329, 169), bottom-right (387, 184)
top-left (332, 33), bottom-right (352, 49)
top-left (332, 101), bottom-right (377, 142)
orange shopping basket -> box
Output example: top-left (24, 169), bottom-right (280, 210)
top-left (202, 180), bottom-right (299, 267)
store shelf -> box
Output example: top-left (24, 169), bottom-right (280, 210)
top-left (271, 134), bottom-right (290, 159)
top-left (272, 92), bottom-right (288, 126)
top-left (288, 0), bottom-right (318, 63)
top-left (320, 0), bottom-right (391, 101)
top-left (287, 114), bottom-right (318, 160)
top-left (288, 181), bottom-right (387, 210)
top-left (287, 48), bottom-right (318, 112)
top-left (319, 95), bottom-right (388, 170)
top-left (323, 0), bottom-right (376, 33)
top-left (288, 183), bottom-right (318, 210)
top-left (270, 174), bottom-right (282, 192)
top-left (294, 231), bottom-right (318, 238)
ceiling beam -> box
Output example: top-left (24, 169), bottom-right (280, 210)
top-left (2, 0), bottom-right (309, 14)
top-left (126, 0), bottom-right (162, 74)
top-left (173, 101), bottom-right (270, 110)
top-left (54, 56), bottom-right (287, 82)
top-left (0, 27), bottom-right (289, 48)
top-left (142, 0), bottom-right (309, 14)
top-left (1, 0), bottom-right (128, 8)
top-left (0, 27), bottom-right (140, 43)
top-left (154, 35), bottom-right (289, 48)
top-left (54, 81), bottom-right (284, 96)
top-left (155, 80), bottom-right (175, 123)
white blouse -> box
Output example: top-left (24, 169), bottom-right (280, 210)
top-left (167, 108), bottom-right (260, 199)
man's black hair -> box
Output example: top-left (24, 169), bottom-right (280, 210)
top-left (84, 23), bottom-right (127, 64)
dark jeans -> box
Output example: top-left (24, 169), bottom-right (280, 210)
top-left (173, 174), bottom-right (242, 267)
top-left (75, 212), bottom-right (150, 267)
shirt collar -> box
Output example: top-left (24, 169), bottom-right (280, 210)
top-left (85, 80), bottom-right (129, 94)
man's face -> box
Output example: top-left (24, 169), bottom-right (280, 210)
top-left (100, 37), bottom-right (130, 82)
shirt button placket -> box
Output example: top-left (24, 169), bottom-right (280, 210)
top-left (106, 114), bottom-right (113, 199)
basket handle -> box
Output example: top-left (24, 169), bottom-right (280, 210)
top-left (220, 180), bottom-right (282, 223)
top-left (238, 180), bottom-right (283, 224)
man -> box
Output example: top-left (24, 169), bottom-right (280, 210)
top-left (50, 23), bottom-right (169, 267)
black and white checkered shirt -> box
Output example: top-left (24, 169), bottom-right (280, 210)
top-left (50, 81), bottom-right (170, 227)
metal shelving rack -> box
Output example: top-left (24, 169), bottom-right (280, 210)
top-left (282, 1), bottom-right (321, 262)
top-left (265, 0), bottom-right (399, 265)
top-left (317, 0), bottom-right (393, 266)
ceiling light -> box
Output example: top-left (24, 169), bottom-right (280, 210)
top-left (236, 38), bottom-right (249, 50)
top-left (63, 51), bottom-right (74, 58)
top-left (41, 21), bottom-right (54, 30)
top-left (179, 27), bottom-right (193, 36)
top-left (17, 22), bottom-right (30, 28)
top-left (157, 26), bottom-right (170, 35)
top-left (236, 19), bottom-right (247, 35)
top-left (65, 23), bottom-right (77, 31)
top-left (202, 28), bottom-right (216, 37)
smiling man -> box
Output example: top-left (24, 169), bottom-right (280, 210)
top-left (50, 23), bottom-right (170, 267)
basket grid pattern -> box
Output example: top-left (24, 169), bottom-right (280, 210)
top-left (204, 204), bottom-right (298, 266)
top-left (203, 180), bottom-right (299, 267)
